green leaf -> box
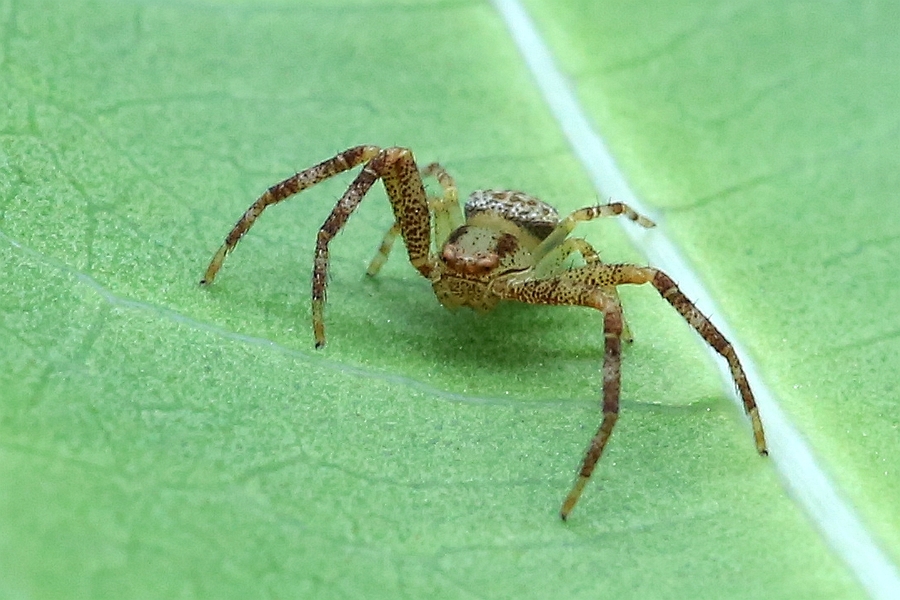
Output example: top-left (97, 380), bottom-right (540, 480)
top-left (1, 0), bottom-right (891, 598)
top-left (523, 0), bottom-right (900, 579)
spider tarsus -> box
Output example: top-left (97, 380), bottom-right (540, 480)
top-left (749, 407), bottom-right (768, 455)
top-left (559, 475), bottom-right (589, 520)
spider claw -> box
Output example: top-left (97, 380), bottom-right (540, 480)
top-left (201, 246), bottom-right (228, 286)
top-left (748, 407), bottom-right (768, 455)
top-left (560, 475), bottom-right (589, 521)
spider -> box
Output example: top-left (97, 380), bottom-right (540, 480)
top-left (200, 145), bottom-right (768, 520)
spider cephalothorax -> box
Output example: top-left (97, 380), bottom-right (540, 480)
top-left (201, 145), bottom-right (768, 519)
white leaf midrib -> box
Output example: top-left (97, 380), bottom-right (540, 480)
top-left (489, 1), bottom-right (900, 598)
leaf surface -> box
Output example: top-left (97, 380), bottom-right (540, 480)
top-left (1, 0), bottom-right (890, 598)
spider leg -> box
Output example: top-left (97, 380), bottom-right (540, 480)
top-left (565, 239), bottom-right (634, 343)
top-left (365, 192), bottom-right (449, 277)
top-left (532, 237), bottom-right (598, 277)
top-left (366, 161), bottom-right (464, 277)
top-left (567, 238), bottom-right (600, 264)
top-left (588, 264), bottom-right (767, 454)
top-left (531, 237), bottom-right (634, 342)
top-left (366, 222), bottom-right (401, 277)
top-left (201, 145), bottom-right (381, 285)
top-left (532, 201), bottom-right (655, 265)
top-left (375, 148), bottom-right (438, 280)
top-left (561, 296), bottom-right (624, 520)
top-left (493, 261), bottom-right (766, 519)
top-left (630, 265), bottom-right (768, 455)
top-left (203, 146), bottom-right (436, 348)
top-left (313, 147), bottom-right (437, 347)
top-left (421, 162), bottom-right (464, 247)
top-left (491, 272), bottom-right (625, 519)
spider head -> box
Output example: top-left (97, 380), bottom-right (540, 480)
top-left (439, 225), bottom-right (528, 279)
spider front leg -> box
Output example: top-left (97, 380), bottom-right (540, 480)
top-left (313, 148), bottom-right (437, 346)
top-left (494, 262), bottom-right (767, 520)
top-left (366, 161), bottom-right (463, 277)
top-left (201, 146), bottom-right (438, 349)
top-left (200, 145), bottom-right (381, 285)
top-left (641, 266), bottom-right (768, 454)
top-left (563, 294), bottom-right (626, 520)
top-left (531, 237), bottom-right (634, 342)
top-left (492, 273), bottom-right (628, 520)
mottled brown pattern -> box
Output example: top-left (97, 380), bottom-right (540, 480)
top-left (573, 202), bottom-right (655, 229)
top-left (200, 145), bottom-right (380, 285)
top-left (649, 270), bottom-right (767, 455)
top-left (444, 225), bottom-right (470, 246)
top-left (494, 232), bottom-right (519, 258)
top-left (465, 190), bottom-right (560, 239)
top-left (422, 162), bottom-right (457, 196)
top-left (201, 145), bottom-right (768, 520)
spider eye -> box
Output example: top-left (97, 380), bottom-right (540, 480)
top-left (474, 254), bottom-right (499, 273)
top-left (441, 245), bottom-right (453, 263)
top-left (440, 243), bottom-right (498, 275)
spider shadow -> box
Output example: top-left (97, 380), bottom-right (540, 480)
top-left (359, 275), bottom-right (610, 400)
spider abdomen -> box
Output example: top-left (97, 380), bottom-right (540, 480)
top-left (465, 190), bottom-right (560, 240)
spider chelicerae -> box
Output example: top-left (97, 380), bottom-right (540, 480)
top-left (200, 145), bottom-right (768, 520)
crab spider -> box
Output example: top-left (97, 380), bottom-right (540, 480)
top-left (201, 145), bottom-right (768, 520)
